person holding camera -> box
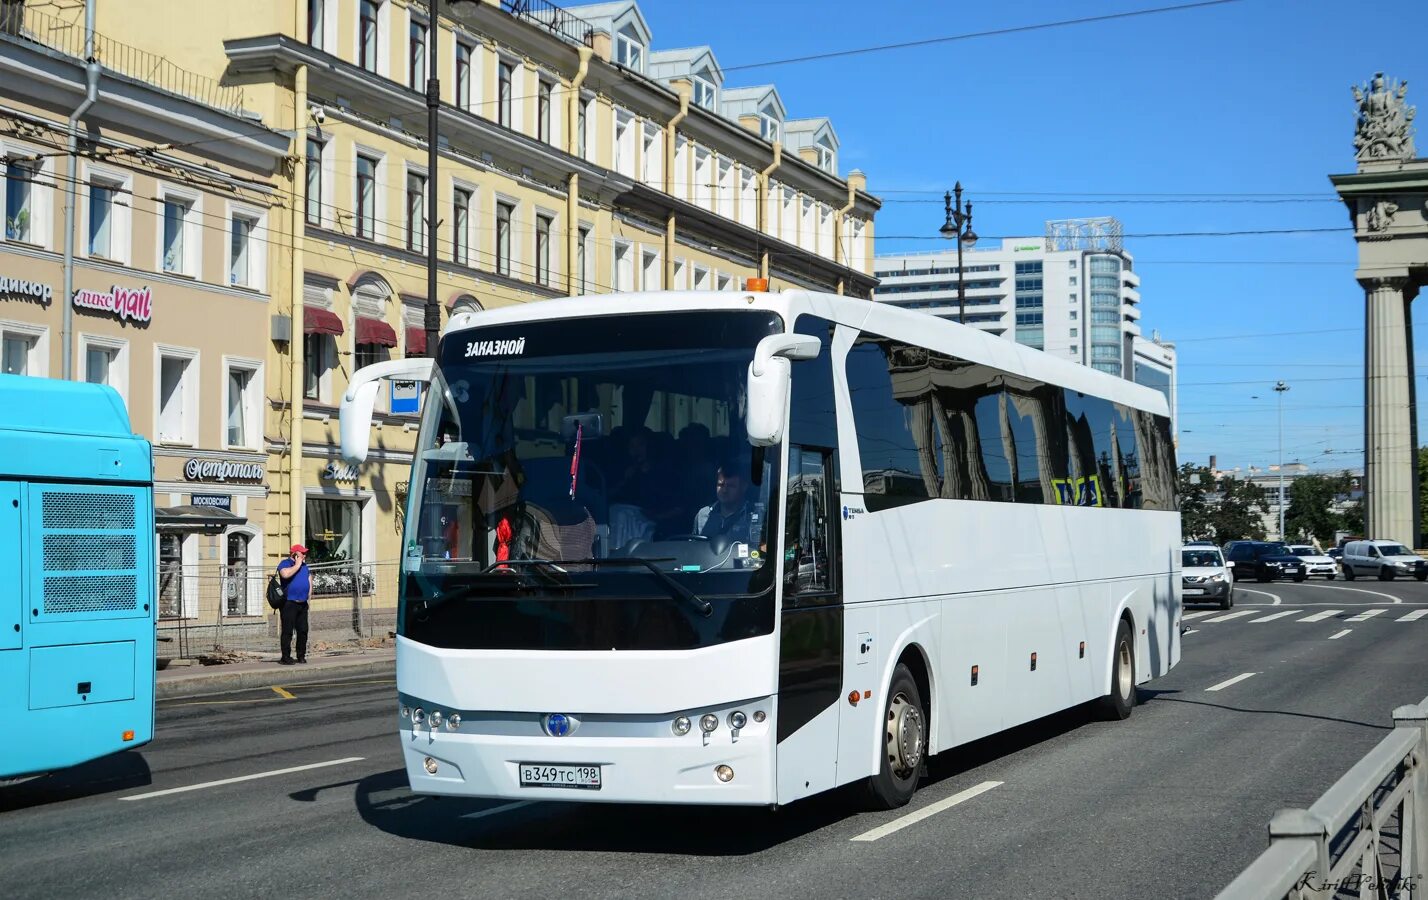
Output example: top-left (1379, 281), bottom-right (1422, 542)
top-left (276, 544), bottom-right (312, 665)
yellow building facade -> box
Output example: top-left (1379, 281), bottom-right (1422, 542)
top-left (59, 0), bottom-right (880, 636)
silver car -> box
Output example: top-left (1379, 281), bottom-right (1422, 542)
top-left (1182, 546), bottom-right (1234, 609)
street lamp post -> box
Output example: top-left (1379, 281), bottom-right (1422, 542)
top-left (1275, 380), bottom-right (1290, 539)
top-left (425, 0), bottom-right (479, 360)
top-left (938, 182), bottom-right (978, 325)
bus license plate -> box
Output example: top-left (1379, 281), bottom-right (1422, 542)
top-left (519, 763), bottom-right (601, 790)
top-left (1183, 588), bottom-right (1204, 596)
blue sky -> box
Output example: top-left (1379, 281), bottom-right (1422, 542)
top-left (643, 0), bottom-right (1428, 475)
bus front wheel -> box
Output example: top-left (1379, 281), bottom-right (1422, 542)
top-left (1096, 619), bottom-right (1136, 721)
top-left (864, 663), bottom-right (925, 810)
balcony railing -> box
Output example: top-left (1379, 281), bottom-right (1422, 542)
top-left (499, 0), bottom-right (595, 49)
top-left (0, 5), bottom-right (246, 115)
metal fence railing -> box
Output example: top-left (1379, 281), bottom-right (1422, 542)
top-left (499, 0), bottom-right (595, 49)
top-left (157, 560), bottom-right (401, 663)
top-left (1214, 694), bottom-right (1428, 899)
top-left (0, 5), bottom-right (246, 115)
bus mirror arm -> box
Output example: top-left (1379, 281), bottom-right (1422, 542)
top-left (746, 334), bottom-right (821, 447)
top-left (339, 358), bottom-right (435, 464)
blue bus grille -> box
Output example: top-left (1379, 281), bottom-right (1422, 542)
top-left (42, 493), bottom-right (135, 530)
top-left (42, 534), bottom-right (137, 570)
top-left (43, 574), bottom-right (139, 614)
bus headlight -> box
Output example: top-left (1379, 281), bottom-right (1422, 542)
top-left (447, 714), bottom-right (461, 731)
top-left (400, 705), bottom-right (411, 719)
top-left (430, 710), bottom-right (443, 729)
top-left (672, 716), bottom-right (692, 736)
top-left (700, 714), bottom-right (719, 733)
top-left (412, 707), bottom-right (426, 725)
top-left (728, 711), bottom-right (747, 730)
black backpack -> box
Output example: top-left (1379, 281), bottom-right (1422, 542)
top-left (266, 573), bottom-right (286, 610)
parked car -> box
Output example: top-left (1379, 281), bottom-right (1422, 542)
top-left (1326, 547), bottom-right (1344, 561)
top-left (1182, 545), bottom-right (1234, 609)
top-left (1287, 544), bottom-right (1339, 580)
top-left (1341, 540), bottom-right (1428, 582)
top-left (1185, 540), bottom-right (1215, 547)
top-left (1226, 541), bottom-right (1307, 582)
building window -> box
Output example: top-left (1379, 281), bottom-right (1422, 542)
top-left (158, 532), bottom-right (184, 619)
top-left (408, 16), bottom-right (427, 90)
top-left (577, 97), bottom-right (590, 159)
top-left (815, 140), bottom-right (835, 173)
top-left (1069, 310), bottom-right (1078, 320)
top-left (308, 0), bottom-right (325, 48)
top-left (577, 225), bottom-right (590, 293)
top-left (359, 0), bottom-right (380, 73)
top-left (716, 272), bottom-right (732, 292)
top-left (306, 498), bottom-right (362, 567)
top-left (88, 176), bottom-right (119, 259)
top-left (495, 201), bottom-right (512, 277)
top-left (1069, 275), bottom-right (1078, 286)
top-left (161, 195), bottom-right (193, 275)
top-left (356, 154), bottom-right (377, 239)
top-left (455, 40), bottom-right (473, 111)
top-left (5, 158), bottom-right (38, 243)
top-left (612, 241), bottom-right (632, 291)
top-left (452, 187), bottom-right (471, 266)
top-left (640, 248), bottom-right (659, 291)
top-left (225, 365), bottom-right (258, 449)
top-left (406, 170), bottom-right (426, 253)
top-left (355, 340), bottom-right (388, 372)
top-left (303, 333), bottom-right (330, 401)
top-left (157, 352), bottom-right (195, 444)
top-left (2, 332), bottom-right (35, 375)
top-left (229, 213), bottom-right (259, 288)
top-left (641, 122), bottom-right (661, 185)
top-left (537, 80), bottom-right (552, 143)
top-left (305, 138), bottom-right (323, 226)
top-left (615, 28), bottom-right (644, 72)
top-left (614, 109), bottom-right (635, 177)
top-left (759, 105), bottom-right (780, 142)
top-left (535, 214), bottom-right (552, 286)
top-left (692, 73), bottom-right (715, 110)
top-left (497, 61), bottom-right (513, 128)
top-left (693, 266), bottom-right (710, 291)
top-left (225, 533), bottom-right (251, 617)
top-left (85, 345), bottom-right (114, 385)
top-left (1069, 327), bottom-right (1079, 338)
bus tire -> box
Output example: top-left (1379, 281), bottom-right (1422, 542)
top-left (863, 663), bottom-right (925, 810)
top-left (1095, 619), bottom-right (1136, 721)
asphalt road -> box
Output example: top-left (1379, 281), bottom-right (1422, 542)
top-left (3, 578), bottom-right (1426, 900)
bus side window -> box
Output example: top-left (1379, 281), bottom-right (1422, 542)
top-left (784, 446), bottom-right (835, 602)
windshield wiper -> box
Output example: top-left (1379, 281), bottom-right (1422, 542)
top-left (507, 557), bottom-right (713, 618)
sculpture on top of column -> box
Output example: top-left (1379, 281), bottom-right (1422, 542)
top-left (1353, 72), bottom-right (1416, 164)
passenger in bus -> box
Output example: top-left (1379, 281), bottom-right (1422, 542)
top-left (609, 427), bottom-right (681, 541)
top-left (692, 461), bottom-right (756, 544)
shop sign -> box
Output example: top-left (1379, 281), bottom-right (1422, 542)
top-left (73, 284), bottom-right (153, 323)
top-left (321, 461), bottom-right (360, 483)
top-left (0, 274), bottom-right (53, 305)
top-left (391, 380), bottom-right (420, 414)
top-left (190, 493), bottom-right (232, 511)
top-left (184, 458), bottom-right (265, 484)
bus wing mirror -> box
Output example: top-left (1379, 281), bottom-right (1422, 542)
top-left (746, 334), bottom-right (821, 447)
top-left (339, 357), bottom-right (435, 463)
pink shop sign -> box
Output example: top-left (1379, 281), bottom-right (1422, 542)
top-left (72, 285), bottom-right (153, 324)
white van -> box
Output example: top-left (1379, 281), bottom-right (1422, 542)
top-left (1341, 540), bottom-right (1427, 582)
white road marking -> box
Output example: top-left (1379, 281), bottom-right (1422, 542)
top-left (119, 757), bottom-right (365, 801)
top-left (849, 781), bottom-right (1003, 842)
top-left (1236, 588), bottom-right (1282, 605)
top-left (1203, 610), bottom-right (1257, 624)
top-left (1249, 610), bottom-right (1302, 623)
top-left (1293, 583), bottom-right (1402, 604)
top-left (1182, 610), bottom-right (1219, 620)
top-left (1346, 609), bottom-right (1385, 622)
top-left (460, 800), bottom-right (537, 822)
top-left (1298, 609), bottom-right (1345, 622)
top-left (1329, 629), bottom-right (1353, 640)
top-left (1205, 673), bottom-right (1257, 692)
top-left (1182, 629), bottom-right (1200, 635)
top-left (1397, 610), bottom-right (1428, 623)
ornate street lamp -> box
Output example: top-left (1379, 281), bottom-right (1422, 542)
top-left (938, 181), bottom-right (978, 325)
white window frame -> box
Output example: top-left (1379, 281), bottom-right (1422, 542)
top-left (613, 108), bottom-right (636, 178)
top-left (673, 135), bottom-right (691, 200)
top-left (614, 27), bottom-right (644, 73)
top-left (672, 257), bottom-right (687, 291)
top-left (453, 36), bottom-right (478, 113)
top-left (640, 121), bottom-right (662, 187)
top-left (303, 332), bottom-right (334, 404)
top-left (406, 8), bottom-right (429, 91)
top-left (3, 147), bottom-right (53, 250)
top-left (692, 72), bottom-right (716, 110)
top-left (154, 345), bottom-right (199, 447)
top-left (717, 158), bottom-right (734, 219)
top-left (82, 163), bottom-right (132, 265)
top-left (577, 223), bottom-right (593, 294)
top-left (79, 333), bottom-right (129, 404)
top-left (640, 247), bottom-right (660, 291)
top-left (353, 146), bottom-right (386, 243)
top-left (759, 105), bottom-right (780, 143)
top-left (578, 93), bottom-right (596, 162)
top-left (715, 272), bottom-right (733, 292)
top-left (692, 264), bottom-right (710, 292)
top-left (356, 0), bottom-right (387, 77)
top-left (738, 167), bottom-right (757, 229)
top-left (536, 77), bottom-right (555, 145)
top-left (694, 147), bottom-right (712, 210)
top-left (494, 194), bottom-right (519, 278)
top-left (612, 240), bottom-right (633, 292)
top-left (404, 162), bottom-right (428, 254)
top-left (222, 356), bottom-right (264, 451)
top-left (451, 178), bottom-right (476, 267)
top-left (533, 209), bottom-right (556, 287)
top-left (0, 320), bottom-right (48, 378)
top-left (496, 56), bottom-right (521, 132)
top-left (308, 0), bottom-right (337, 51)
top-left (156, 183), bottom-right (201, 278)
top-left (226, 202), bottom-right (267, 291)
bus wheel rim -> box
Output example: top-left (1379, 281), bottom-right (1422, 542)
top-left (1117, 640), bottom-right (1133, 698)
top-left (886, 692), bottom-right (924, 779)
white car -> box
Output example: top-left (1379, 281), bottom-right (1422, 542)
top-left (1288, 544), bottom-right (1339, 580)
top-left (1182, 545), bottom-right (1234, 609)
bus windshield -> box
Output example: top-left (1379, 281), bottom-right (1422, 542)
top-left (400, 310), bottom-right (785, 651)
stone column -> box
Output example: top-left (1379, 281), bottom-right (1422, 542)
top-left (1360, 271), bottom-right (1416, 543)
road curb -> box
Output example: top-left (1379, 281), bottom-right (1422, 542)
top-left (156, 655), bottom-right (396, 700)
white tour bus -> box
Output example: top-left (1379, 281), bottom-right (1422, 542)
top-left (340, 288), bottom-right (1181, 810)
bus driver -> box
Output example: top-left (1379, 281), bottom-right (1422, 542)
top-left (692, 462), bottom-right (756, 544)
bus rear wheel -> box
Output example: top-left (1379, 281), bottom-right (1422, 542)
top-left (1095, 619), bottom-right (1136, 721)
top-left (864, 663), bottom-right (925, 810)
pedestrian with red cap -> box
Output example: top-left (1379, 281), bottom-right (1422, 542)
top-left (276, 544), bottom-right (312, 665)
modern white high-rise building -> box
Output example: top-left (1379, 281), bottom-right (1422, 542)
top-left (874, 217), bottom-right (1176, 426)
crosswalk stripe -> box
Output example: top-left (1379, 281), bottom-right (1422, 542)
top-left (1346, 609), bottom-right (1385, 622)
top-left (1397, 610), bottom-right (1428, 623)
top-left (1298, 609), bottom-right (1345, 622)
top-left (1182, 610), bottom-right (1219, 620)
top-left (1203, 610), bottom-right (1258, 623)
top-left (1249, 610), bottom-right (1302, 623)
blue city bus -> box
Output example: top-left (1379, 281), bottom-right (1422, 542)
top-left (0, 374), bottom-right (156, 780)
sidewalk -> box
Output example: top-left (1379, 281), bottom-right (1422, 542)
top-left (156, 648), bottom-right (395, 700)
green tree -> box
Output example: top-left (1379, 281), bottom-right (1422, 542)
top-left (1284, 474), bottom-right (1348, 545)
top-left (1209, 476), bottom-right (1270, 543)
top-left (1176, 463), bottom-right (1215, 539)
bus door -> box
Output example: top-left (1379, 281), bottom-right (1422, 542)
top-left (0, 482), bottom-right (18, 651)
